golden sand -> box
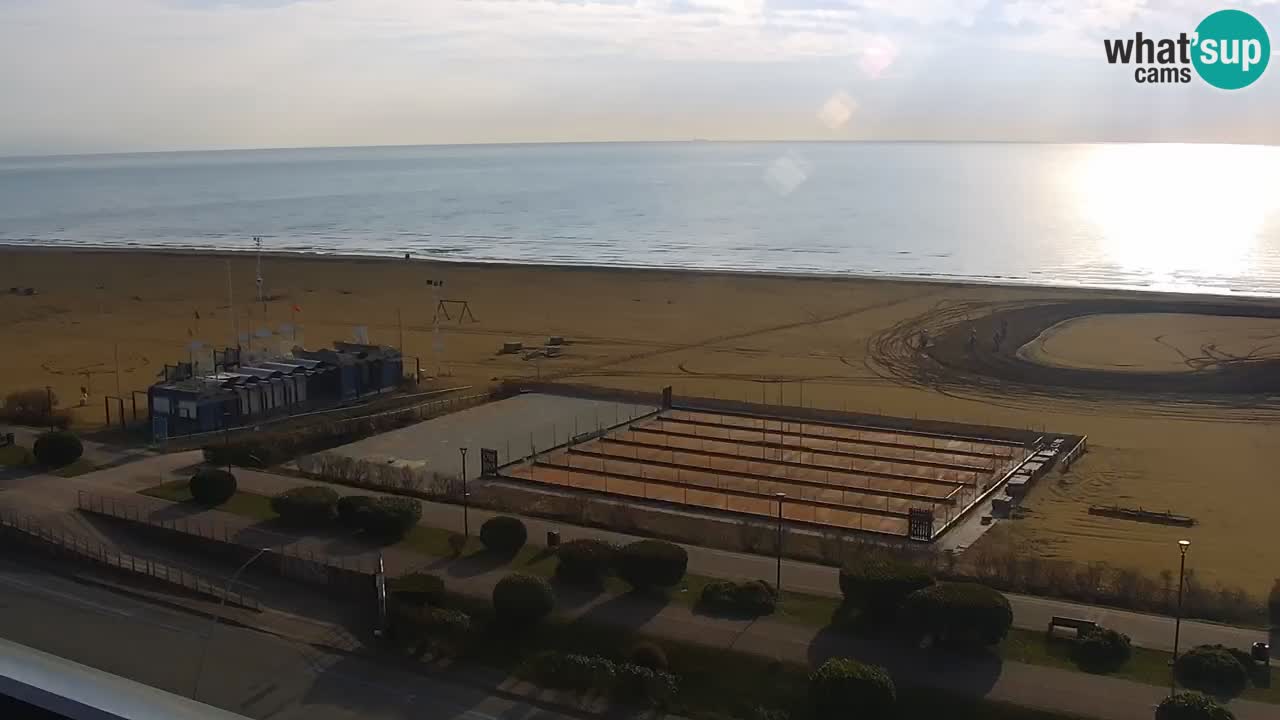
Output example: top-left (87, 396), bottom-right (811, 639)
top-left (3, 248), bottom-right (1277, 594)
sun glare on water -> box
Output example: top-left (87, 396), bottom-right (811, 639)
top-left (1070, 143), bottom-right (1280, 288)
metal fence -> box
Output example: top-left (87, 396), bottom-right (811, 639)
top-left (0, 508), bottom-right (259, 609)
top-left (76, 490), bottom-right (372, 575)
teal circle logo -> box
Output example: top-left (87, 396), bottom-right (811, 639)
top-left (1192, 10), bottom-right (1270, 89)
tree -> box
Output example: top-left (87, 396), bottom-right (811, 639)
top-left (555, 539), bottom-right (617, 585)
top-left (899, 581), bottom-right (1013, 650)
top-left (1174, 645), bottom-right (1249, 698)
top-left (479, 516), bottom-right (528, 557)
top-left (839, 554), bottom-right (934, 617)
top-left (615, 540), bottom-right (688, 591)
top-left (808, 657), bottom-right (896, 720)
top-left (1155, 692), bottom-right (1235, 720)
top-left (189, 467), bottom-right (237, 506)
top-left (270, 486), bottom-right (340, 526)
top-left (32, 430), bottom-right (83, 467)
top-left (492, 573), bottom-right (555, 628)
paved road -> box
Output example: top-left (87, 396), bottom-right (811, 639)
top-left (0, 558), bottom-right (568, 720)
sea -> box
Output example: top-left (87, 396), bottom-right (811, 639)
top-left (3, 141), bottom-right (1280, 296)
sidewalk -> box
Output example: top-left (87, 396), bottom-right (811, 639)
top-left (6, 450), bottom-right (1268, 654)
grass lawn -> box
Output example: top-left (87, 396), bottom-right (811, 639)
top-left (0, 444), bottom-right (34, 466)
top-left (51, 458), bottom-right (98, 477)
top-left (135, 482), bottom-right (1277, 705)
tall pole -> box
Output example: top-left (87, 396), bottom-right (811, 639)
top-left (460, 447), bottom-right (469, 536)
top-left (227, 259), bottom-right (239, 349)
top-left (193, 547), bottom-right (269, 701)
top-left (1171, 539), bottom-right (1191, 696)
top-left (254, 236), bottom-right (264, 315)
top-left (774, 492), bottom-right (786, 591)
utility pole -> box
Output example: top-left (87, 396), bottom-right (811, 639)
top-left (1171, 539), bottom-right (1191, 696)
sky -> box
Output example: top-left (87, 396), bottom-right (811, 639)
top-left (0, 0), bottom-right (1277, 155)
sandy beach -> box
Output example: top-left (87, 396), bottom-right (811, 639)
top-left (3, 247), bottom-right (1278, 596)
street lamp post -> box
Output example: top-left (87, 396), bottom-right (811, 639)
top-left (774, 492), bottom-right (786, 592)
top-left (459, 447), bottom-right (469, 536)
top-left (192, 547), bottom-right (270, 701)
top-left (1171, 539), bottom-right (1191, 695)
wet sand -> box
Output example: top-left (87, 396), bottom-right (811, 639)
top-left (3, 247), bottom-right (1278, 595)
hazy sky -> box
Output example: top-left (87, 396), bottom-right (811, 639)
top-left (1, 0), bottom-right (1277, 154)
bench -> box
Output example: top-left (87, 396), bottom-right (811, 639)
top-left (1047, 616), bottom-right (1096, 637)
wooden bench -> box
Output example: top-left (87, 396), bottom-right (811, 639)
top-left (1047, 616), bottom-right (1096, 637)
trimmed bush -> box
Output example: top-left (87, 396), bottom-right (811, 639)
top-left (492, 573), bottom-right (555, 628)
top-left (1156, 692), bottom-right (1235, 720)
top-left (418, 607), bottom-right (471, 649)
top-left (1269, 578), bottom-right (1280, 629)
top-left (358, 496), bottom-right (422, 540)
top-left (808, 657), bottom-right (896, 720)
top-left (555, 538), bottom-right (617, 585)
top-left (337, 495), bottom-right (376, 529)
top-left (270, 485), bottom-right (340, 527)
top-left (32, 430), bottom-right (83, 467)
top-left (1174, 645), bottom-right (1249, 697)
top-left (1073, 626), bottom-right (1132, 672)
top-left (899, 581), bottom-right (1013, 650)
top-left (480, 516), bottom-right (527, 557)
top-left (698, 580), bottom-right (777, 617)
top-left (628, 641), bottom-right (669, 671)
top-left (528, 652), bottom-right (616, 693)
top-left (189, 467), bottom-right (237, 506)
top-left (1, 389), bottom-right (70, 429)
top-left (839, 555), bottom-right (934, 617)
top-left (389, 572), bottom-right (445, 607)
top-left (616, 540), bottom-right (688, 591)
top-left (613, 663), bottom-right (678, 707)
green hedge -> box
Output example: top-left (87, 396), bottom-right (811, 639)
top-left (613, 662), bottom-right (678, 707)
top-left (33, 430), bottom-right (83, 467)
top-left (528, 651), bottom-right (617, 692)
top-left (1, 389), bottom-right (71, 429)
top-left (555, 538), bottom-right (617, 585)
top-left (698, 580), bottom-right (777, 618)
top-left (1174, 645), bottom-right (1249, 697)
top-left (615, 540), bottom-right (688, 591)
top-left (337, 495), bottom-right (377, 529)
top-left (839, 554), bottom-right (934, 617)
top-left (808, 657), bottom-right (896, 719)
top-left (389, 572), bottom-right (445, 607)
top-left (480, 516), bottom-right (528, 556)
top-left (189, 467), bottom-right (237, 506)
top-left (899, 581), bottom-right (1012, 650)
top-left (358, 496), bottom-right (421, 540)
top-left (270, 486), bottom-right (340, 527)
top-left (493, 573), bottom-right (555, 628)
top-left (1155, 692), bottom-right (1235, 720)
top-left (1072, 627), bottom-right (1132, 673)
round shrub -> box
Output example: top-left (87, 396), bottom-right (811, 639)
top-left (808, 657), bottom-right (896, 719)
top-left (480, 516), bottom-right (528, 557)
top-left (32, 430), bottom-right (83, 468)
top-left (389, 572), bottom-right (445, 607)
top-left (1073, 627), bottom-right (1132, 672)
top-left (616, 540), bottom-right (688, 591)
top-left (1156, 692), bottom-right (1235, 720)
top-left (839, 555), bottom-right (934, 617)
top-left (188, 467), bottom-right (237, 506)
top-left (555, 538), bottom-right (617, 585)
top-left (492, 573), bottom-right (555, 628)
top-left (1174, 645), bottom-right (1249, 698)
top-left (613, 663), bottom-right (678, 707)
top-left (358, 496), bottom-right (422, 540)
top-left (337, 495), bottom-right (376, 529)
top-left (628, 641), bottom-right (669, 671)
top-left (698, 580), bottom-right (777, 617)
top-left (270, 485), bottom-right (340, 527)
top-left (899, 581), bottom-right (1012, 650)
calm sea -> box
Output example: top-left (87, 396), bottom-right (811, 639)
top-left (3, 142), bottom-right (1280, 295)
